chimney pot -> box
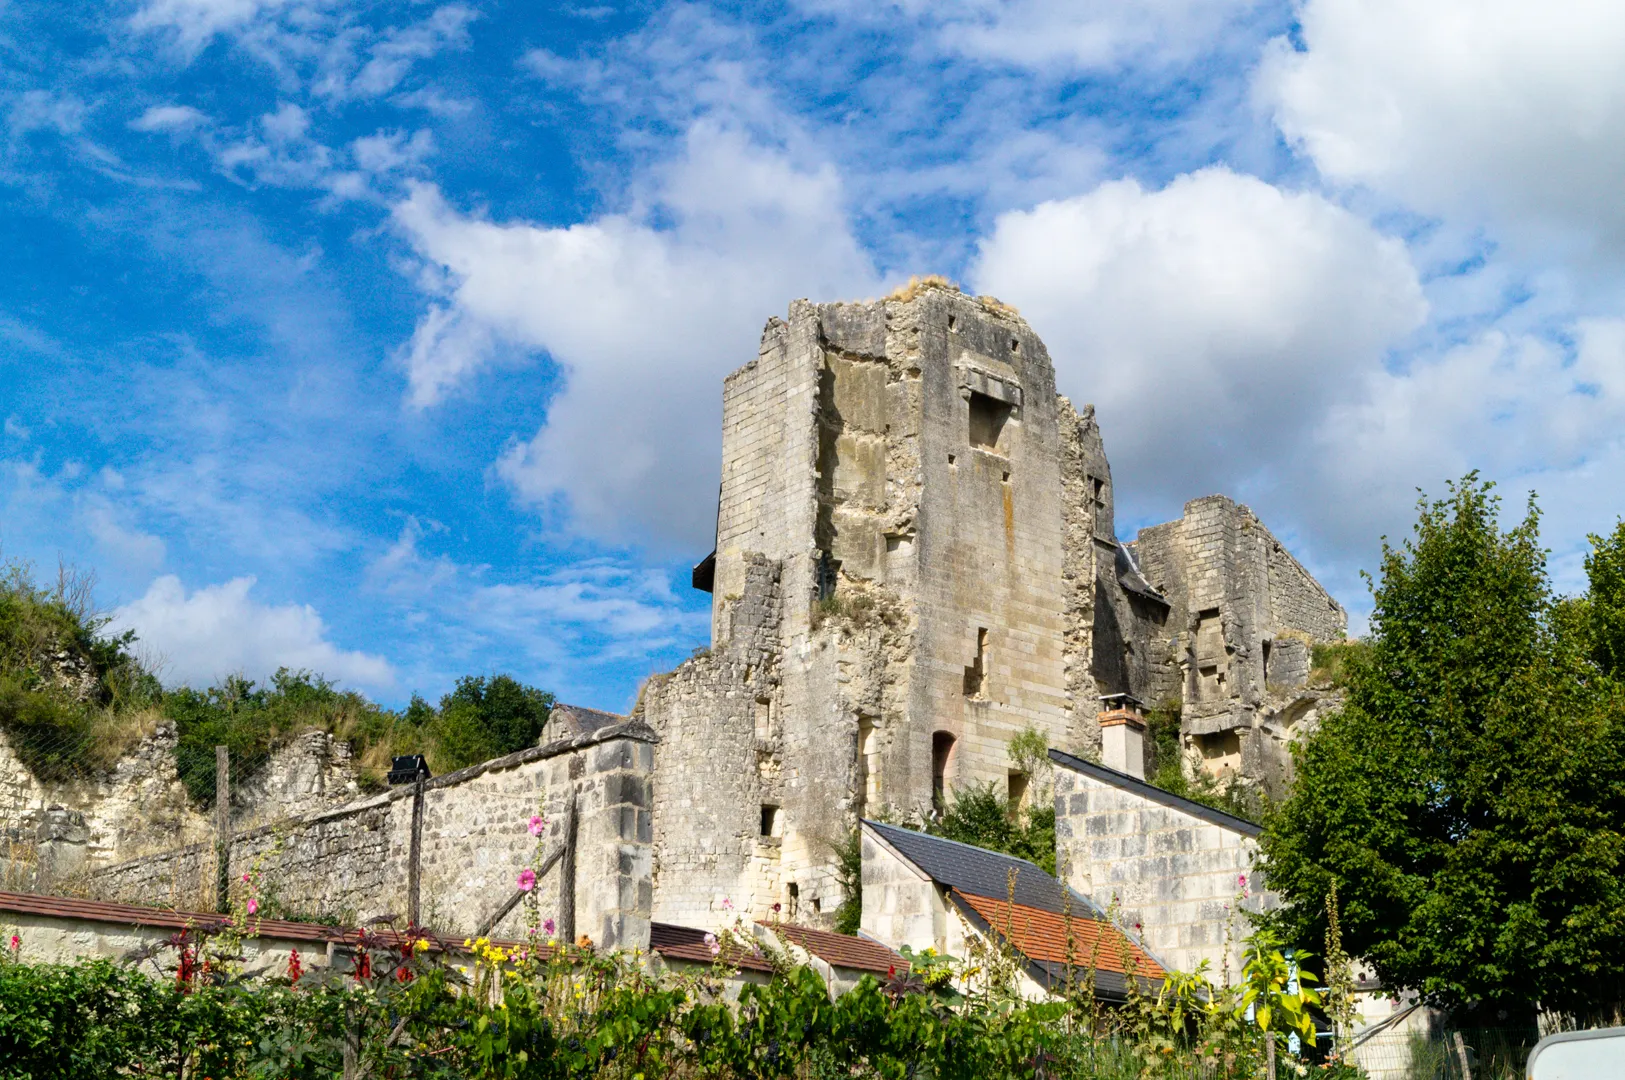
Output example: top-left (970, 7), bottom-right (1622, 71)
top-left (1098, 697), bottom-right (1146, 779)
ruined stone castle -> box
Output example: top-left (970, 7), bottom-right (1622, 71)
top-left (1, 283), bottom-right (1344, 983)
top-left (638, 283), bottom-right (1345, 931)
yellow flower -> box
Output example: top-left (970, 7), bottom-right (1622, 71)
top-left (414, 939), bottom-right (430, 953)
top-left (463, 938), bottom-right (472, 948)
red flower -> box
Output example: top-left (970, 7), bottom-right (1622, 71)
top-left (287, 949), bottom-right (303, 984)
top-left (355, 950), bottom-right (372, 980)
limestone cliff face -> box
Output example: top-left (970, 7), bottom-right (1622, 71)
top-left (646, 283), bottom-right (1348, 930)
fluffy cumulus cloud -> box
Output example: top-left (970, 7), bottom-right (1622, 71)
top-left (111, 576), bottom-right (395, 691)
top-left (1260, 0), bottom-right (1625, 261)
top-left (1315, 320), bottom-right (1625, 571)
top-left (392, 120), bottom-right (883, 551)
top-left (972, 166), bottom-right (1426, 531)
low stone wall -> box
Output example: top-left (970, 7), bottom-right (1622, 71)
top-left (90, 723), bottom-right (657, 951)
top-left (1051, 749), bottom-right (1275, 978)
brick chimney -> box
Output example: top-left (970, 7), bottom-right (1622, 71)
top-left (1098, 694), bottom-right (1146, 779)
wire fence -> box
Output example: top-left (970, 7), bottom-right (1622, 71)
top-left (1343, 1026), bottom-right (1536, 1080)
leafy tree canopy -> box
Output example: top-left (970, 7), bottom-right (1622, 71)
top-left (1260, 475), bottom-right (1625, 1022)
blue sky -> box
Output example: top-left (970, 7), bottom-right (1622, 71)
top-left (4, 0), bottom-right (1624, 712)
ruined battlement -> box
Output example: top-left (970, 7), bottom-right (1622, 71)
top-left (643, 284), bottom-right (1345, 931)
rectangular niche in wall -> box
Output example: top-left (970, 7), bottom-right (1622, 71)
top-left (968, 390), bottom-right (1012, 452)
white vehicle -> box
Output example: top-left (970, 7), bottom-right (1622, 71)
top-left (1527, 1027), bottom-right (1625, 1079)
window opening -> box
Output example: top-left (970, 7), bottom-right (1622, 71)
top-left (1006, 770), bottom-right (1029, 818)
top-left (968, 391), bottom-right (1012, 451)
top-left (963, 628), bottom-right (989, 698)
top-left (932, 731), bottom-right (956, 811)
top-left (754, 697), bottom-right (773, 740)
top-left (760, 804), bottom-right (780, 838)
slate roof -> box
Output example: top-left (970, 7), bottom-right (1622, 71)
top-left (549, 704), bottom-right (629, 739)
top-left (862, 820), bottom-right (1102, 917)
top-left (650, 922), bottom-right (774, 973)
top-left (1048, 748), bottom-right (1262, 837)
top-left (760, 921), bottom-right (906, 975)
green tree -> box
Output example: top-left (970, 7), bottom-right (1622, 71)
top-left (428, 674), bottom-right (555, 772)
top-left (1260, 475), bottom-right (1625, 1021)
top-left (1587, 517), bottom-right (1625, 677)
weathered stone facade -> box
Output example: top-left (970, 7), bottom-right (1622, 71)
top-left (89, 723), bottom-right (655, 949)
top-left (643, 284), bottom-right (1344, 931)
top-left (1051, 749), bottom-right (1276, 978)
top-left (0, 724), bottom-right (362, 874)
top-left (1130, 496), bottom-right (1347, 792)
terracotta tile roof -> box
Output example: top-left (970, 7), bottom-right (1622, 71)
top-left (952, 890), bottom-right (1165, 980)
top-left (757, 921), bottom-right (907, 975)
top-left (650, 921), bottom-right (774, 973)
top-left (0, 891), bottom-right (538, 957)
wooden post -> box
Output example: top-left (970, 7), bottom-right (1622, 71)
top-left (558, 796), bottom-right (577, 945)
top-left (408, 773), bottom-right (426, 928)
top-left (1452, 1031), bottom-right (1473, 1080)
top-left (214, 746), bottom-right (230, 914)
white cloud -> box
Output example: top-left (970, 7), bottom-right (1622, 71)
top-left (972, 166), bottom-right (1426, 521)
top-left (8, 90), bottom-right (85, 137)
top-left (363, 519), bottom-right (707, 699)
top-left (111, 575), bottom-right (395, 691)
top-left (1313, 319), bottom-right (1625, 557)
top-left (351, 128), bottom-right (434, 176)
top-left (1259, 0), bottom-right (1625, 262)
top-left (391, 120), bottom-right (883, 550)
top-left (798, 0), bottom-right (1273, 72)
top-left (3, 416), bottom-right (28, 439)
top-left (130, 105), bottom-right (210, 133)
top-left (130, 0), bottom-right (294, 53)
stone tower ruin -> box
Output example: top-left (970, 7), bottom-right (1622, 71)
top-left (638, 283), bottom-right (1345, 931)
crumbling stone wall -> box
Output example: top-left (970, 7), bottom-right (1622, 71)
top-left (1129, 496), bottom-right (1347, 792)
top-left (0, 725), bottom-right (361, 871)
top-left (90, 724), bottom-right (655, 949)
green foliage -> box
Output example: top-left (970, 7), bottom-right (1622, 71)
top-left (1308, 640), bottom-right (1369, 688)
top-left (1587, 517), bottom-right (1625, 677)
top-left (1143, 698), bottom-right (1261, 824)
top-left (1235, 928), bottom-right (1320, 1044)
top-left (932, 782), bottom-right (1057, 876)
top-left (165, 668), bottom-right (396, 805)
top-left (830, 826), bottom-right (864, 936)
top-left (0, 559), bottom-right (160, 781)
top-left (426, 674), bottom-right (555, 773)
top-left (1261, 474), bottom-right (1625, 1020)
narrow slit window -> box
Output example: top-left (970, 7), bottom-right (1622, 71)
top-left (760, 804), bottom-right (780, 838)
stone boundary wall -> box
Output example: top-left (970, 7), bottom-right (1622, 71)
top-left (90, 724), bottom-right (657, 950)
top-left (0, 724), bottom-right (362, 869)
top-left (1051, 749), bottom-right (1276, 978)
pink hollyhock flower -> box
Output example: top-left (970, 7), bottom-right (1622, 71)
top-left (544, 918), bottom-right (556, 935)
top-left (8, 934), bottom-right (17, 952)
top-left (527, 815), bottom-right (546, 837)
top-left (1238, 874), bottom-right (1248, 888)
top-left (517, 868), bottom-right (537, 892)
top-left (704, 932), bottom-right (720, 957)
top-left (246, 898), bottom-right (258, 915)
top-left (241, 872), bottom-right (251, 883)
top-left (721, 897), bottom-right (733, 912)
